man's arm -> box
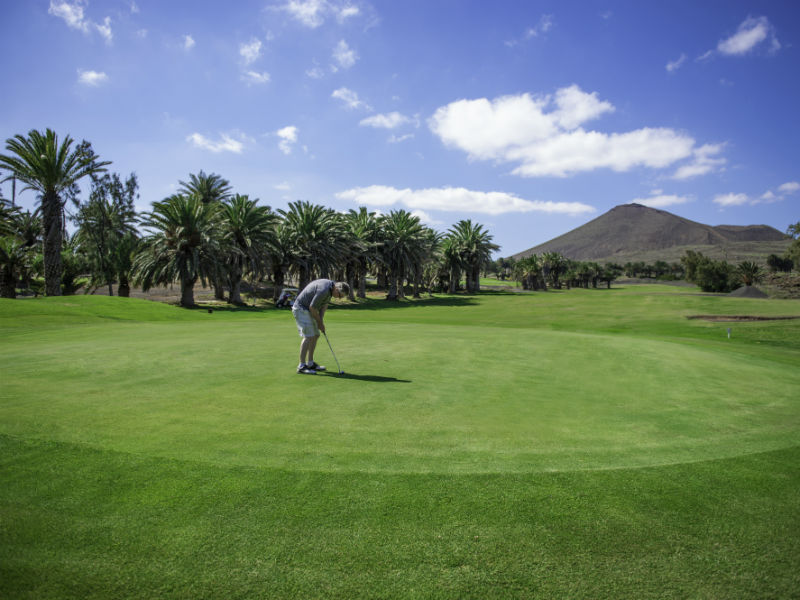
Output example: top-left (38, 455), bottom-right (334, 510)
top-left (309, 306), bottom-right (325, 333)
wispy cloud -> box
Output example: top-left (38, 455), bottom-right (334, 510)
top-left (336, 185), bottom-right (595, 216)
top-left (186, 132), bottom-right (246, 154)
top-left (713, 193), bottom-right (749, 207)
top-left (429, 85), bottom-right (719, 179)
top-left (699, 16), bottom-right (780, 61)
top-left (359, 112), bottom-right (413, 129)
top-left (240, 38), bottom-right (262, 65)
top-left (276, 126), bottom-right (299, 154)
top-left (49, 1), bottom-right (112, 43)
top-left (718, 16), bottom-right (779, 55)
top-left (279, 0), bottom-right (361, 28)
top-left (633, 190), bottom-right (691, 208)
top-left (332, 87), bottom-right (371, 110)
top-left (506, 14), bottom-right (553, 46)
top-left (672, 143), bottom-right (726, 180)
top-left (183, 34), bottom-right (195, 50)
top-left (77, 69), bottom-right (108, 86)
top-left (332, 39), bottom-right (357, 70)
top-left (666, 53), bottom-right (687, 72)
top-left (49, 0), bottom-right (89, 32)
top-left (242, 71), bottom-right (271, 85)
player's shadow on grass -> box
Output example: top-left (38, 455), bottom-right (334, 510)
top-left (320, 372), bottom-right (411, 383)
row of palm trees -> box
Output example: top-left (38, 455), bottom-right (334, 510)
top-left (509, 253), bottom-right (623, 290)
top-left (1, 128), bottom-right (500, 305)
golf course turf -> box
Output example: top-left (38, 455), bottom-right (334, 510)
top-left (1, 285), bottom-right (799, 598)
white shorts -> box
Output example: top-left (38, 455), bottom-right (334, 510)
top-left (292, 306), bottom-right (319, 338)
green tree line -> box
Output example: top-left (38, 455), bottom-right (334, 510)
top-left (1, 129), bottom-right (499, 305)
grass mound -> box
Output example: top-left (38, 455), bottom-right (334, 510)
top-left (1, 286), bottom-right (799, 598)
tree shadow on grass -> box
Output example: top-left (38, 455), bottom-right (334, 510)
top-left (319, 372), bottom-right (411, 383)
top-left (331, 295), bottom-right (480, 311)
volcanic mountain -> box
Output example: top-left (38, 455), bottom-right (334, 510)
top-left (512, 203), bottom-right (788, 263)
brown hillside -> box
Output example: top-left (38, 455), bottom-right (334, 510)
top-left (512, 203), bottom-right (789, 262)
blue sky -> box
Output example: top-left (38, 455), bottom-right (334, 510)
top-left (1, 0), bottom-right (798, 257)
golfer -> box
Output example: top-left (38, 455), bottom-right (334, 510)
top-left (292, 279), bottom-right (349, 374)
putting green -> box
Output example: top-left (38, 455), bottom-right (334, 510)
top-left (2, 315), bottom-right (797, 475)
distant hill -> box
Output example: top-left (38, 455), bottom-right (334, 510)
top-left (512, 203), bottom-right (790, 264)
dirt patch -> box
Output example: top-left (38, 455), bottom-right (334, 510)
top-left (687, 315), bottom-right (800, 322)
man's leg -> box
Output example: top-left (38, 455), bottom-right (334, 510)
top-left (299, 334), bottom-right (319, 365)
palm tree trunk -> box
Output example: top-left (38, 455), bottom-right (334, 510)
top-left (181, 277), bottom-right (196, 306)
top-left (108, 281), bottom-right (114, 296)
top-left (272, 265), bottom-right (285, 301)
top-left (118, 277), bottom-right (130, 297)
top-left (229, 280), bottom-right (243, 304)
top-left (386, 268), bottom-right (398, 300)
top-left (358, 259), bottom-right (367, 299)
top-left (1, 270), bottom-right (16, 298)
top-left (42, 193), bottom-right (63, 296)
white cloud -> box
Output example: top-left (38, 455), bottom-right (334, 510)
top-left (388, 134), bottom-right (414, 144)
top-left (506, 14), bottom-right (553, 46)
top-left (183, 34), bottom-right (195, 50)
top-left (281, 0), bottom-right (326, 28)
top-left (336, 185), bottom-right (596, 216)
top-left (49, 1), bottom-right (113, 43)
top-left (95, 16), bottom-right (112, 44)
top-left (526, 14), bottom-right (553, 38)
top-left (240, 38), bottom-right (262, 65)
top-left (754, 181), bottom-right (800, 204)
top-left (718, 16), bottom-right (778, 56)
top-left (242, 70), bottom-right (271, 85)
top-left (130, 1), bottom-right (139, 14)
top-left (672, 143), bottom-right (726, 180)
top-left (429, 86), bottom-right (720, 179)
top-left (666, 53), bottom-right (687, 72)
top-left (77, 69), bottom-right (108, 86)
top-left (280, 0), bottom-right (362, 28)
top-left (274, 181), bottom-right (292, 191)
top-left (306, 66), bottom-right (325, 79)
top-left (49, 0), bottom-right (89, 32)
top-left (713, 193), bottom-right (749, 207)
top-left (359, 112), bottom-right (412, 129)
top-left (276, 126), bottom-right (299, 154)
top-left (332, 39), bottom-right (357, 70)
top-left (633, 192), bottom-right (690, 208)
top-left (337, 5), bottom-right (360, 21)
top-left (778, 181), bottom-right (799, 194)
top-left (332, 87), bottom-right (371, 110)
top-left (187, 133), bottom-right (245, 154)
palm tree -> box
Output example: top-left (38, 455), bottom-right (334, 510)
top-left (178, 171), bottom-right (232, 204)
top-left (514, 254), bottom-right (543, 290)
top-left (179, 171), bottom-right (233, 300)
top-left (0, 129), bottom-right (110, 295)
top-left (219, 194), bottom-right (279, 304)
top-left (735, 261), bottom-right (763, 287)
top-left (110, 232), bottom-right (139, 298)
top-left (542, 252), bottom-right (566, 289)
top-left (447, 220), bottom-right (499, 293)
top-left (0, 236), bottom-right (31, 298)
top-left (346, 207), bottom-right (381, 299)
top-left (266, 220), bottom-right (295, 302)
top-left (134, 194), bottom-right (221, 306)
top-left (378, 210), bottom-right (426, 300)
top-left (279, 201), bottom-right (348, 290)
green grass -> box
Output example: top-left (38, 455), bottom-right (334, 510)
top-left (2, 286), bottom-right (799, 598)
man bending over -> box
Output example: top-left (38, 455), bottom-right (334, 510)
top-left (291, 279), bottom-right (349, 374)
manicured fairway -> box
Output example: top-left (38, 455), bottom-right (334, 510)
top-left (1, 286), bottom-right (799, 598)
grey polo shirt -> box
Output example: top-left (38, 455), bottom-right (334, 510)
top-left (294, 279), bottom-right (334, 311)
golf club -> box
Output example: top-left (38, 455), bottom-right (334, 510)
top-left (322, 331), bottom-right (345, 375)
